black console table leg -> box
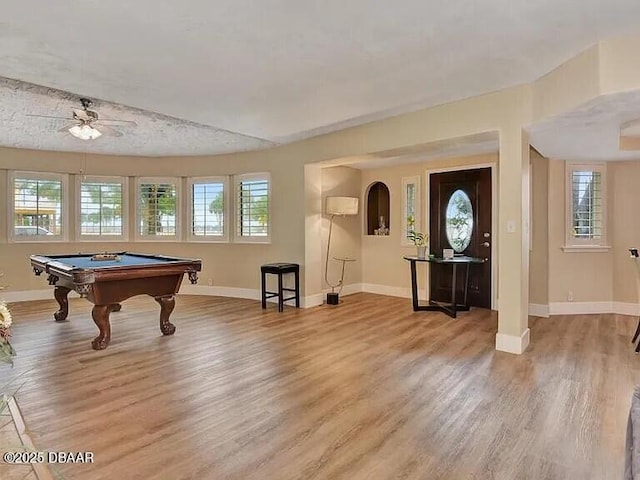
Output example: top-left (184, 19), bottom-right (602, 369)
top-left (410, 260), bottom-right (419, 311)
top-left (463, 263), bottom-right (471, 308)
top-left (450, 264), bottom-right (458, 318)
top-left (277, 272), bottom-right (284, 312)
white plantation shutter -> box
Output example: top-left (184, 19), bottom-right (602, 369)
top-left (401, 176), bottom-right (420, 246)
top-left (190, 178), bottom-right (227, 240)
top-left (565, 163), bottom-right (607, 249)
top-left (137, 178), bottom-right (179, 238)
top-left (12, 173), bottom-right (65, 239)
top-left (236, 174), bottom-right (270, 240)
top-left (79, 178), bottom-right (125, 237)
top-left (571, 170), bottom-right (602, 239)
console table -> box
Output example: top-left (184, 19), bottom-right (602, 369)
top-left (403, 255), bottom-right (484, 318)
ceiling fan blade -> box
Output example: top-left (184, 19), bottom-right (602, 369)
top-left (96, 124), bottom-right (123, 137)
top-left (57, 123), bottom-right (78, 133)
top-left (26, 114), bottom-right (70, 121)
top-left (96, 119), bottom-right (137, 126)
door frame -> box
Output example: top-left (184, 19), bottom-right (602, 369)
top-left (425, 163), bottom-right (497, 310)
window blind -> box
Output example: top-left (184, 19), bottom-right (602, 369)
top-left (237, 179), bottom-right (269, 237)
top-left (138, 182), bottom-right (177, 236)
top-left (192, 182), bottom-right (225, 237)
top-left (13, 177), bottom-right (62, 236)
top-left (571, 171), bottom-right (602, 239)
top-left (80, 181), bottom-right (123, 236)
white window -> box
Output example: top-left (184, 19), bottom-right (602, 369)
top-left (235, 173), bottom-right (270, 242)
top-left (136, 177), bottom-right (180, 240)
top-left (10, 171), bottom-right (67, 242)
top-left (77, 176), bottom-right (128, 241)
top-left (188, 177), bottom-right (229, 242)
top-left (401, 176), bottom-right (420, 246)
top-left (564, 163), bottom-right (609, 251)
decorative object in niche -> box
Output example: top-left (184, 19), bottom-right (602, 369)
top-left (366, 182), bottom-right (390, 235)
top-left (374, 215), bottom-right (389, 236)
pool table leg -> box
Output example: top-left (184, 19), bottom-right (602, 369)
top-left (53, 286), bottom-right (71, 321)
top-left (155, 295), bottom-right (176, 336)
top-left (91, 305), bottom-right (111, 350)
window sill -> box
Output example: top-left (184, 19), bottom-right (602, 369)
top-left (187, 238), bottom-right (230, 244)
top-left (135, 237), bottom-right (182, 242)
top-left (561, 245), bottom-right (611, 253)
top-left (77, 237), bottom-right (129, 242)
top-left (9, 238), bottom-right (68, 244)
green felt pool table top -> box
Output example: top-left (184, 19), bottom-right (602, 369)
top-left (30, 252), bottom-right (201, 270)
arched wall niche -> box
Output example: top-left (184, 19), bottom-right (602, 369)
top-left (365, 181), bottom-right (390, 235)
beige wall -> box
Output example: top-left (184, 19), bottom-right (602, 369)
top-left (611, 161), bottom-right (640, 303)
top-left (599, 36), bottom-right (640, 95)
top-left (544, 158), bottom-right (640, 306)
top-left (0, 147), bottom-right (306, 293)
top-left (547, 159), bottom-right (613, 303)
top-left (320, 166), bottom-right (362, 289)
top-left (529, 151), bottom-right (549, 305)
top-left (360, 154), bottom-right (498, 297)
top-left (356, 150), bottom-right (640, 309)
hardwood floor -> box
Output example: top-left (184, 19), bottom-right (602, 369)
top-left (1, 293), bottom-right (639, 479)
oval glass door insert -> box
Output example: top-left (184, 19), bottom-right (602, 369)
top-left (445, 189), bottom-right (473, 252)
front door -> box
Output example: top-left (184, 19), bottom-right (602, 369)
top-left (429, 168), bottom-right (492, 308)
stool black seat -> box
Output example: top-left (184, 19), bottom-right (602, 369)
top-left (261, 263), bottom-right (300, 312)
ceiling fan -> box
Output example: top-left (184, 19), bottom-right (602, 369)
top-left (28, 98), bottom-right (137, 140)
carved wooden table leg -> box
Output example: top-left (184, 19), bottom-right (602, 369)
top-left (155, 295), bottom-right (176, 335)
top-left (91, 305), bottom-right (111, 350)
top-left (109, 303), bottom-right (122, 312)
top-left (53, 286), bottom-right (71, 321)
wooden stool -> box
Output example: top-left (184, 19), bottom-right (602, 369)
top-left (261, 263), bottom-right (300, 312)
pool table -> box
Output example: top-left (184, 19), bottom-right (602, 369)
top-left (30, 252), bottom-right (202, 350)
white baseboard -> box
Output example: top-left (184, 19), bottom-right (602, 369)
top-left (180, 284), bottom-right (324, 308)
top-left (2, 284), bottom-right (362, 310)
top-left (528, 303), bottom-right (550, 318)
top-left (338, 283), bottom-right (364, 297)
top-left (3, 289), bottom-right (80, 303)
top-left (179, 284), bottom-right (259, 300)
top-left (360, 283), bottom-right (431, 300)
top-left (9, 286), bottom-right (638, 319)
top-left (495, 328), bottom-right (530, 355)
top-left (549, 301), bottom-right (613, 315)
top-left (528, 301), bottom-right (639, 316)
top-left (613, 302), bottom-right (640, 316)
top-left (307, 282), bottom-right (431, 305)
top-left (303, 283), bottom-right (364, 308)
top-left (303, 293), bottom-right (324, 308)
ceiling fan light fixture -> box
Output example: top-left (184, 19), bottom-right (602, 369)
top-left (69, 124), bottom-right (102, 140)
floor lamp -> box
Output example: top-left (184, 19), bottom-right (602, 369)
top-left (324, 196), bottom-right (359, 305)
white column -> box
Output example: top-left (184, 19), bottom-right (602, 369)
top-left (496, 127), bottom-right (530, 354)
top-left (303, 164), bottom-right (323, 307)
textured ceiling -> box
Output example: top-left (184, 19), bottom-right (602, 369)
top-left (3, 1), bottom-right (640, 156)
top-left (529, 91), bottom-right (640, 161)
top-left (0, 77), bottom-right (274, 156)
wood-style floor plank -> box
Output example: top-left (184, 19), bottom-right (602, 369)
top-left (1, 293), bottom-right (639, 479)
